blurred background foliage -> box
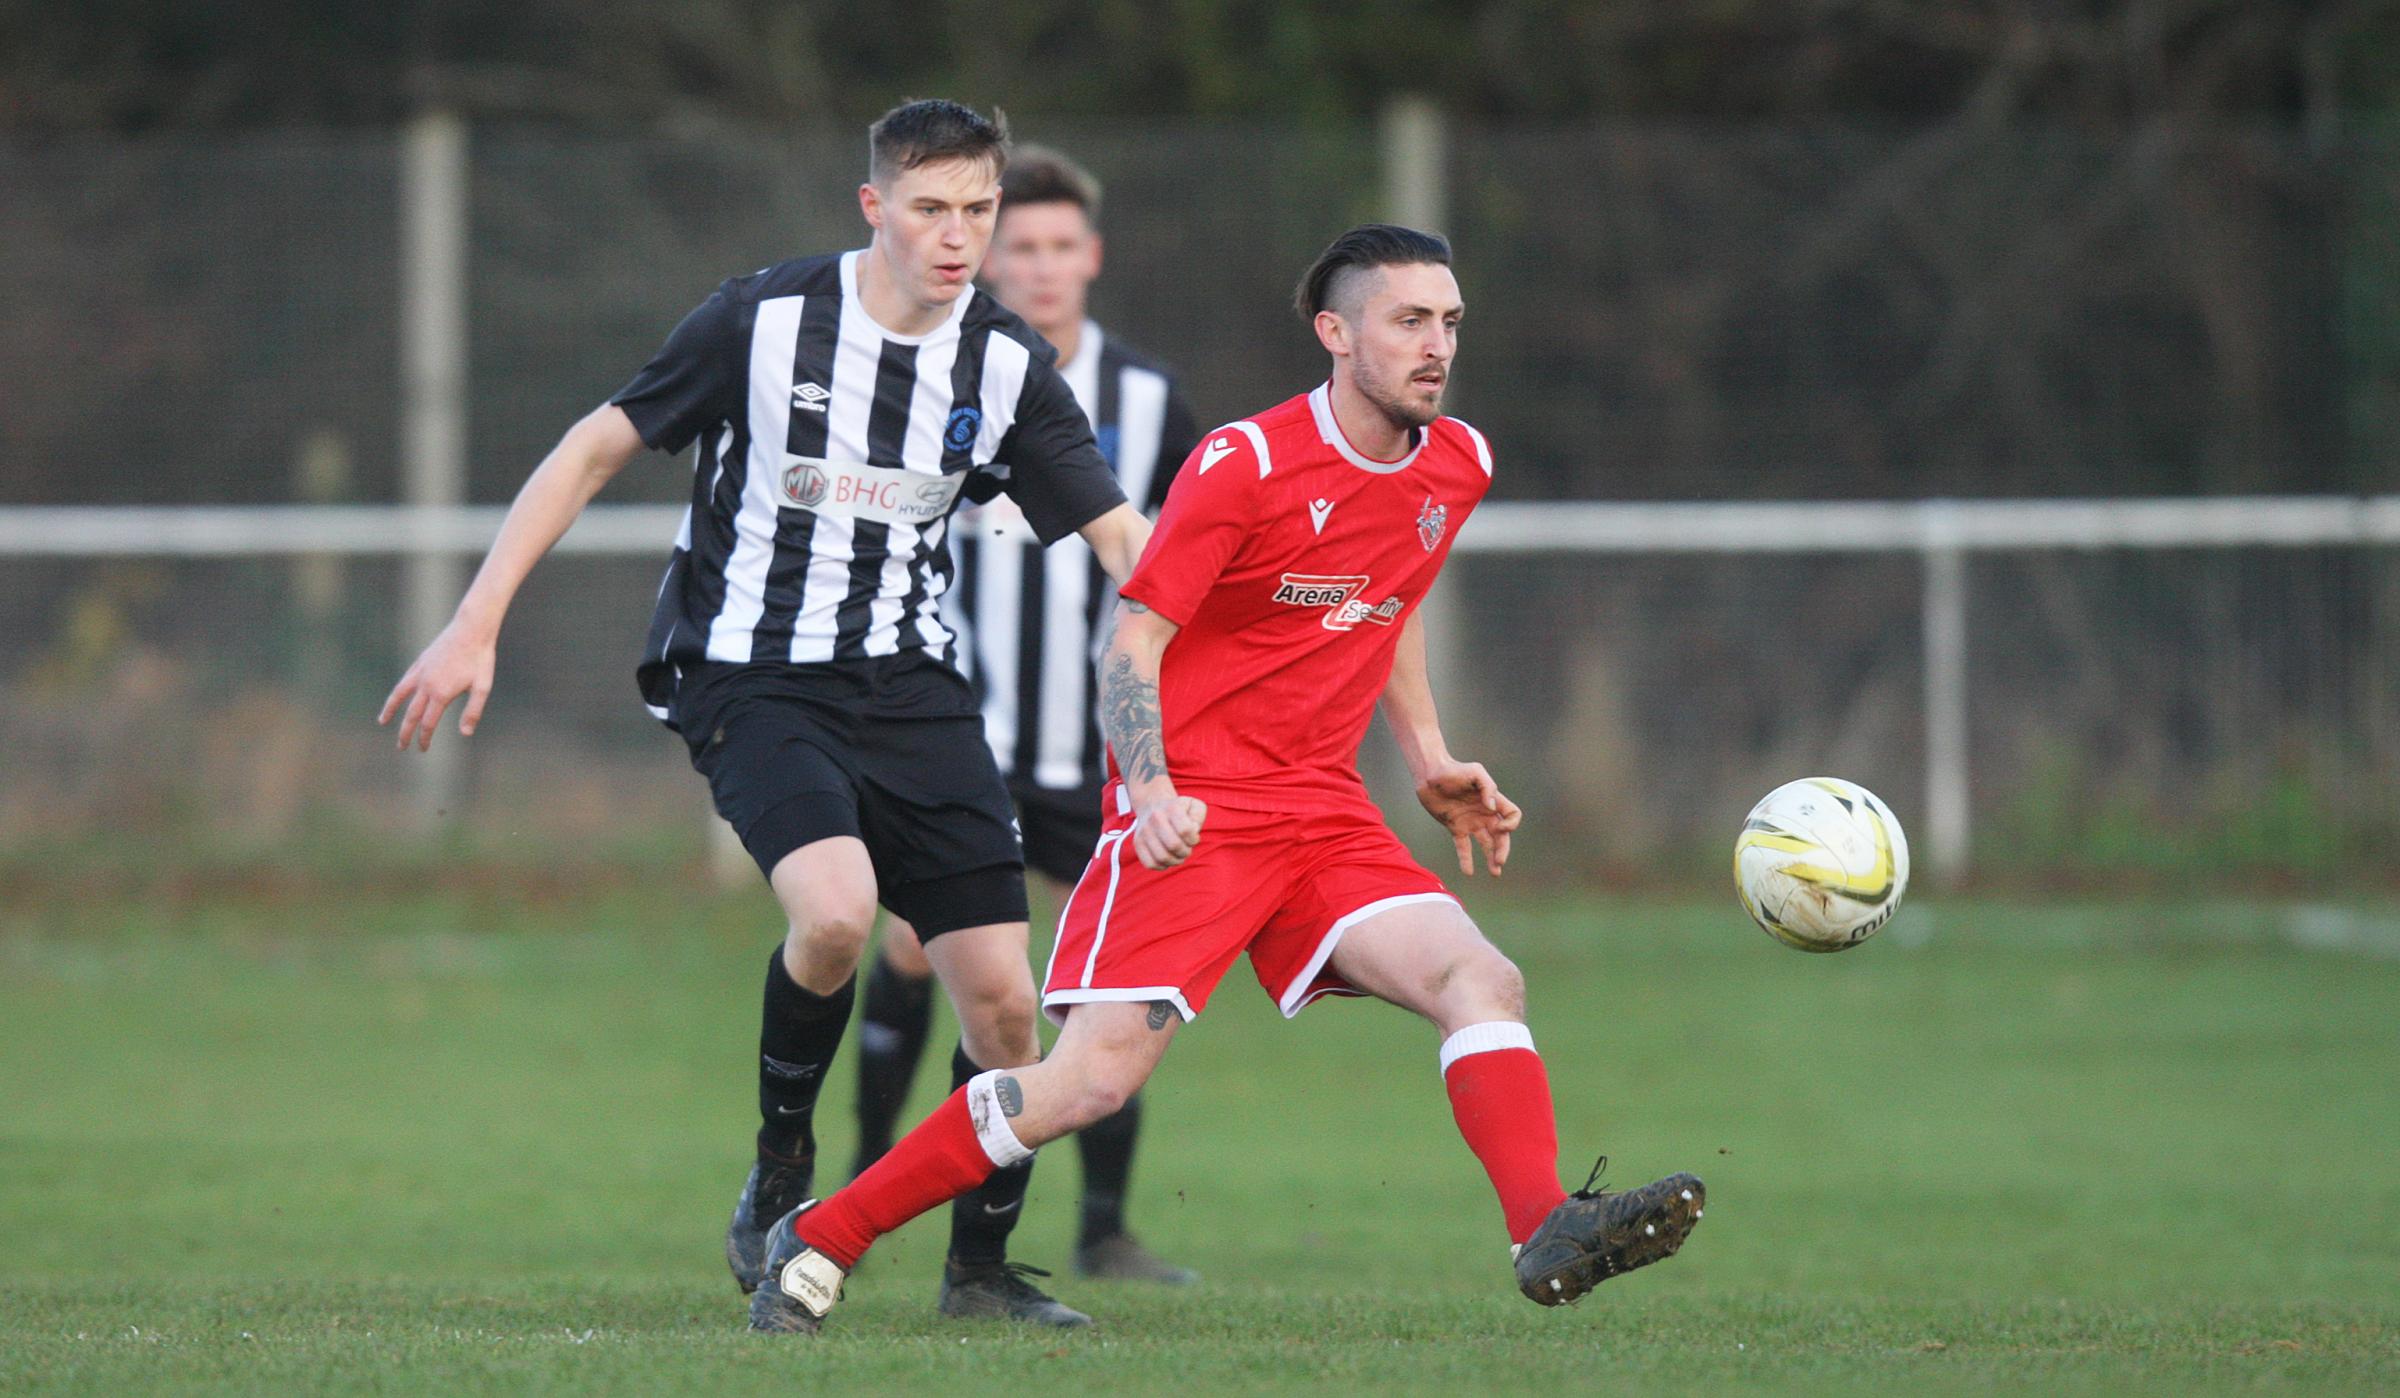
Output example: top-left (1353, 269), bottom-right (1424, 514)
top-left (5, 0), bottom-right (2397, 132)
top-left (4, 2), bottom-right (2398, 876)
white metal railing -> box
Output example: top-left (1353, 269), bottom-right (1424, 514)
top-left (4, 496), bottom-right (2393, 880)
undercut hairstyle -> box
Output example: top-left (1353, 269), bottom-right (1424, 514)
top-left (1295, 223), bottom-right (1453, 321)
top-left (1000, 145), bottom-right (1102, 222)
top-left (868, 99), bottom-right (1011, 186)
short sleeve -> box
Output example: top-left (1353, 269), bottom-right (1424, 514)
top-left (609, 285), bottom-right (751, 455)
top-left (1119, 429), bottom-right (1257, 627)
top-left (1146, 386), bottom-right (1204, 514)
top-left (996, 357), bottom-right (1128, 544)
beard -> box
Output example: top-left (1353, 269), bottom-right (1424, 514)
top-left (1353, 352), bottom-right (1445, 431)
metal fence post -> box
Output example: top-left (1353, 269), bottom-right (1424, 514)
top-left (1920, 503), bottom-right (1971, 881)
top-left (399, 109), bottom-right (470, 827)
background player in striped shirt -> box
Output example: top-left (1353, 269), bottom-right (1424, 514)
top-left (849, 147), bottom-right (1200, 1286)
top-left (744, 225), bottom-right (1705, 1336)
top-left (380, 100), bottom-right (1149, 1329)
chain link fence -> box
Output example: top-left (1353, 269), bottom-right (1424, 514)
top-left (2, 121), bottom-right (2395, 885)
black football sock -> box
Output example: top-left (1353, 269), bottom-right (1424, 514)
top-left (755, 949), bottom-right (855, 1162)
top-left (852, 951), bottom-right (936, 1174)
top-left (1075, 1089), bottom-right (1143, 1247)
top-left (947, 1044), bottom-right (1036, 1266)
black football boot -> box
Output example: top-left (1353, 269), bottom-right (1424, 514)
top-left (1513, 1160), bottom-right (1704, 1306)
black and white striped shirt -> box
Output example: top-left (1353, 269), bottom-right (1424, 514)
top-left (611, 251), bottom-right (1126, 724)
top-left (947, 322), bottom-right (1200, 792)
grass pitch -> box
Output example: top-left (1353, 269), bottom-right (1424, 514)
top-left (3, 877), bottom-right (2396, 1394)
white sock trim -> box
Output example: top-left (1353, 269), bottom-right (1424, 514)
top-left (1438, 1021), bottom-right (1537, 1076)
top-left (963, 1070), bottom-right (1035, 1168)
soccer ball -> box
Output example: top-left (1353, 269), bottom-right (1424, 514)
top-left (1734, 777), bottom-right (1910, 952)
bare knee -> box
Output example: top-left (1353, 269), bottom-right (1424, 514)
top-left (782, 898), bottom-right (877, 986)
top-left (1067, 1075), bottom-right (1134, 1127)
top-left (879, 918), bottom-right (932, 978)
top-left (1434, 946), bottom-right (1525, 1023)
top-left (953, 977), bottom-right (1040, 1067)
top-left (1018, 1005), bottom-right (1171, 1140)
top-left (1482, 953), bottom-right (1528, 1018)
top-left (1052, 1053), bottom-right (1148, 1129)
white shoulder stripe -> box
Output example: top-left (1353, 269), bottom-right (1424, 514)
top-left (1453, 419), bottom-right (1493, 477)
top-left (1227, 419), bottom-right (1273, 478)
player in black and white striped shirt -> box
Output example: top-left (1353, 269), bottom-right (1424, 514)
top-left (380, 101), bottom-right (1148, 1328)
top-left (848, 148), bottom-right (1201, 1284)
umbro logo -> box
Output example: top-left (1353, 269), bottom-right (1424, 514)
top-left (792, 382), bottom-right (831, 413)
top-left (1308, 498), bottom-right (1334, 534)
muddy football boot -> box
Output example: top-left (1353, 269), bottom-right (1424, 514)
top-left (937, 1259), bottom-right (1094, 1327)
top-left (1514, 1162), bottom-right (1704, 1306)
top-left (1073, 1232), bottom-right (1198, 1284)
top-left (725, 1151), bottom-right (814, 1294)
top-left (747, 1204), bottom-right (847, 1335)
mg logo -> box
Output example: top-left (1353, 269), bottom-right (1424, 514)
top-left (782, 462), bottom-right (829, 507)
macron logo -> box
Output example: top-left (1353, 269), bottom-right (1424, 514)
top-left (1308, 498), bottom-right (1335, 534)
top-left (792, 382), bottom-right (831, 413)
top-left (1198, 436), bottom-right (1236, 474)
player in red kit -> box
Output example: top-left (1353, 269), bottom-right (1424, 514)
top-left (746, 225), bottom-right (1704, 1335)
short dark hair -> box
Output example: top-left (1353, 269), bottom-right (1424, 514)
top-left (1295, 223), bottom-right (1453, 320)
top-left (1000, 145), bottom-right (1101, 222)
top-left (868, 99), bottom-right (1010, 185)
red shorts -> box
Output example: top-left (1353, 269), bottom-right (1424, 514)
top-left (1041, 784), bottom-right (1455, 1023)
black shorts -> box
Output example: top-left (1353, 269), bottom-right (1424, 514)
top-left (673, 656), bottom-right (1028, 939)
top-left (1008, 779), bottom-right (1107, 887)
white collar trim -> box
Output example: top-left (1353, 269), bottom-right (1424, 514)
top-left (1309, 382), bottom-right (1424, 474)
top-left (840, 249), bottom-right (974, 344)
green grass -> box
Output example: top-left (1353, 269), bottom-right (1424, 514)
top-left (4, 881), bottom-right (2397, 1394)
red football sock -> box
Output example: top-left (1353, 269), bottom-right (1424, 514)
top-left (793, 1081), bottom-right (1016, 1268)
top-left (1440, 1022), bottom-right (1568, 1245)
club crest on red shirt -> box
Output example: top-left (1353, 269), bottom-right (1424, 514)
top-left (1416, 495), bottom-right (1447, 551)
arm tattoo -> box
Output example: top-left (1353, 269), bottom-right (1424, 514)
top-left (995, 1075), bottom-right (1025, 1118)
top-left (1101, 651), bottom-right (1169, 787)
top-left (1124, 599), bottom-right (1150, 614)
top-left (1146, 1000), bottom-right (1174, 1031)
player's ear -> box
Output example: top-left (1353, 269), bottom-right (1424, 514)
top-left (1313, 309), bottom-right (1351, 358)
top-left (1086, 231), bottom-right (1105, 278)
top-left (858, 181), bottom-right (884, 231)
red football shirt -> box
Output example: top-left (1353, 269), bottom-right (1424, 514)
top-left (1116, 382), bottom-right (1494, 815)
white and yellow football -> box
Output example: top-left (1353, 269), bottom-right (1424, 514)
top-left (1734, 777), bottom-right (1910, 952)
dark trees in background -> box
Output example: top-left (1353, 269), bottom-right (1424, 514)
top-left (3, 1), bottom-right (2395, 133)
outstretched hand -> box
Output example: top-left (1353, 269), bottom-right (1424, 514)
top-left (1415, 760), bottom-right (1522, 877)
top-left (379, 621), bottom-right (497, 751)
